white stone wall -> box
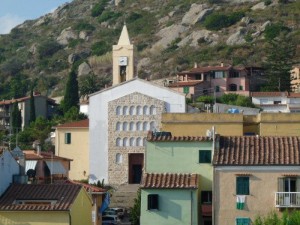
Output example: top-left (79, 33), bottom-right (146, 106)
top-left (108, 92), bottom-right (165, 184)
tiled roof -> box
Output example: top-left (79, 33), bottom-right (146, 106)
top-left (214, 136), bottom-right (300, 166)
top-left (0, 94), bottom-right (55, 106)
top-left (288, 93), bottom-right (300, 98)
top-left (147, 135), bottom-right (212, 142)
top-left (251, 92), bottom-right (287, 97)
top-left (168, 81), bottom-right (203, 87)
top-left (0, 184), bottom-right (82, 211)
top-left (190, 65), bottom-right (232, 73)
top-left (56, 119), bottom-right (89, 128)
top-left (141, 173), bottom-right (198, 189)
top-left (23, 150), bottom-right (72, 161)
top-left (66, 180), bottom-right (106, 193)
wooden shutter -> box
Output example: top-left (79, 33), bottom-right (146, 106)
top-left (237, 177), bottom-right (249, 195)
top-left (236, 218), bottom-right (250, 225)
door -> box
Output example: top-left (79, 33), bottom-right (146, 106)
top-left (132, 165), bottom-right (142, 184)
top-left (128, 153), bottom-right (144, 184)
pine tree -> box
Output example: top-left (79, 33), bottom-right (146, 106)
top-left (263, 33), bottom-right (297, 92)
top-left (29, 89), bottom-right (36, 123)
top-left (63, 68), bottom-right (79, 113)
top-left (11, 102), bottom-right (22, 132)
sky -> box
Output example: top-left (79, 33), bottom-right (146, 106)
top-left (0, 0), bottom-right (72, 34)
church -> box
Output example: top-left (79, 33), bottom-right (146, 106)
top-left (88, 25), bottom-right (186, 186)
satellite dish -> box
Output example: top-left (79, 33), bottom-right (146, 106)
top-left (27, 169), bottom-right (36, 178)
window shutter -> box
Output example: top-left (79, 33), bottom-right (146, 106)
top-left (65, 133), bottom-right (71, 144)
top-left (278, 178), bottom-right (284, 192)
top-left (148, 194), bottom-right (159, 210)
top-left (237, 177), bottom-right (249, 195)
top-left (236, 218), bottom-right (250, 225)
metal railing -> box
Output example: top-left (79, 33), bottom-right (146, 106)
top-left (275, 192), bottom-right (300, 207)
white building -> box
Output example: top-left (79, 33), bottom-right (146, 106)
top-left (88, 25), bottom-right (186, 185)
top-left (251, 92), bottom-right (300, 113)
top-left (0, 149), bottom-right (20, 195)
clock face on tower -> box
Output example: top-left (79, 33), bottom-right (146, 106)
top-left (119, 56), bottom-right (128, 66)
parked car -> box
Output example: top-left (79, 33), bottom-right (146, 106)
top-left (103, 209), bottom-right (118, 216)
top-left (102, 215), bottom-right (118, 225)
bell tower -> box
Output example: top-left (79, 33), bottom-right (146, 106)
top-left (112, 24), bottom-right (134, 85)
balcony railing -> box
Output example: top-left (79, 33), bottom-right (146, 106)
top-left (275, 192), bottom-right (300, 207)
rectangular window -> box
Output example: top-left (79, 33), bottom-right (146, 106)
top-left (239, 85), bottom-right (243, 90)
top-left (148, 194), bottom-right (159, 210)
top-left (65, 133), bottom-right (71, 144)
top-left (236, 217), bottom-right (250, 225)
top-left (214, 71), bottom-right (224, 78)
top-left (201, 191), bottom-right (212, 204)
top-left (195, 74), bottom-right (202, 80)
top-left (236, 177), bottom-right (249, 195)
top-left (215, 86), bottom-right (220, 92)
top-left (199, 150), bottom-right (211, 163)
top-left (183, 86), bottom-right (190, 94)
top-left (274, 101), bottom-right (281, 104)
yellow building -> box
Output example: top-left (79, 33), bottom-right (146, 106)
top-left (162, 113), bottom-right (300, 137)
top-left (0, 183), bottom-right (93, 225)
top-left (55, 119), bottom-right (89, 180)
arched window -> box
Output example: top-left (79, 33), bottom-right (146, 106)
top-left (229, 84), bottom-right (237, 91)
top-left (116, 106), bottom-right (121, 115)
top-left (116, 153), bottom-right (122, 164)
top-left (130, 122), bottom-right (135, 131)
top-left (136, 122), bottom-right (142, 131)
top-left (116, 138), bottom-right (122, 147)
top-left (150, 121), bottom-right (155, 130)
top-left (123, 106), bottom-right (128, 115)
top-left (116, 122), bottom-right (121, 131)
top-left (130, 137), bottom-right (135, 146)
top-left (150, 105), bottom-right (156, 115)
top-left (123, 122), bottom-right (128, 131)
top-left (136, 106), bottom-right (142, 115)
top-left (123, 137), bottom-right (129, 146)
top-left (143, 105), bottom-right (148, 115)
top-left (129, 106), bottom-right (135, 115)
top-left (143, 122), bottom-right (148, 131)
top-left (136, 137), bottom-right (142, 146)
top-left (143, 137), bottom-right (147, 146)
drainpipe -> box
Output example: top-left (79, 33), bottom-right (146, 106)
top-left (69, 210), bottom-right (72, 225)
top-left (191, 190), bottom-right (193, 225)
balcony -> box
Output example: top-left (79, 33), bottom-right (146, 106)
top-left (275, 192), bottom-right (300, 207)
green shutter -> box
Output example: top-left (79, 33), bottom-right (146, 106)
top-left (236, 177), bottom-right (249, 195)
top-left (65, 133), bottom-right (71, 144)
top-left (183, 86), bottom-right (189, 94)
top-left (239, 85), bottom-right (243, 90)
top-left (236, 218), bottom-right (250, 225)
top-left (199, 150), bottom-right (211, 163)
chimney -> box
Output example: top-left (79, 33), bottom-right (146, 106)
top-left (37, 144), bottom-right (41, 155)
top-left (194, 62), bottom-right (198, 68)
top-left (221, 62), bottom-right (224, 67)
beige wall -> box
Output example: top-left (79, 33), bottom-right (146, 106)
top-left (162, 113), bottom-right (244, 136)
top-left (55, 127), bottom-right (89, 181)
top-left (161, 113), bottom-right (300, 137)
top-left (214, 167), bottom-right (300, 225)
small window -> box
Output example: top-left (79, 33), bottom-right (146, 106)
top-left (150, 105), bottom-right (156, 115)
top-left (214, 71), bottom-right (224, 79)
top-left (116, 138), bottom-right (122, 147)
top-left (201, 191), bottom-right (212, 204)
top-left (136, 137), bottom-right (142, 146)
top-left (143, 106), bottom-right (148, 115)
top-left (239, 85), bottom-right (243, 91)
top-left (129, 122), bottom-right (135, 131)
top-left (215, 86), bottom-right (220, 92)
top-left (65, 133), bottom-right (71, 144)
top-left (274, 101), bottom-right (281, 105)
top-left (116, 106), bottom-right (121, 115)
top-left (136, 106), bottom-right (142, 115)
top-left (199, 150), bottom-right (211, 163)
top-left (236, 217), bottom-right (250, 225)
top-left (116, 153), bottom-right (122, 164)
top-left (183, 86), bottom-right (190, 94)
top-left (116, 122), bottom-right (121, 131)
top-left (148, 194), bottom-right (159, 210)
top-left (129, 106), bottom-right (135, 115)
top-left (236, 177), bottom-right (249, 195)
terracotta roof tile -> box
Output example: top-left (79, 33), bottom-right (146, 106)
top-left (251, 92), bottom-right (287, 97)
top-left (23, 150), bottom-right (72, 161)
top-left (56, 119), bottom-right (89, 128)
top-left (189, 66), bottom-right (232, 73)
top-left (141, 173), bottom-right (198, 189)
top-left (0, 184), bottom-right (82, 211)
top-left (168, 81), bottom-right (203, 87)
top-left (214, 136), bottom-right (300, 166)
top-left (0, 94), bottom-right (56, 106)
top-left (66, 180), bottom-right (106, 193)
top-left (147, 134), bottom-right (212, 142)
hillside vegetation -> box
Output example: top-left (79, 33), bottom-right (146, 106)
top-left (0, 0), bottom-right (299, 98)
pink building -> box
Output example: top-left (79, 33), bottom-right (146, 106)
top-left (168, 63), bottom-right (265, 100)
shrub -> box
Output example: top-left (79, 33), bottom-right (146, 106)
top-left (91, 0), bottom-right (109, 17)
top-left (91, 41), bottom-right (110, 56)
top-left (98, 10), bottom-right (121, 23)
top-left (264, 0), bottom-right (272, 6)
top-left (74, 21), bottom-right (95, 32)
top-left (196, 96), bottom-right (214, 104)
top-left (68, 39), bottom-right (84, 48)
top-left (203, 11), bottom-right (245, 30)
top-left (37, 40), bottom-right (62, 59)
top-left (264, 23), bottom-right (290, 41)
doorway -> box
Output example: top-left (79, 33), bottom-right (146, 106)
top-left (128, 153), bottom-right (143, 184)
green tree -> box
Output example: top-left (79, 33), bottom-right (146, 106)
top-left (79, 74), bottom-right (110, 99)
top-left (29, 79), bottom-right (37, 124)
top-left (263, 33), bottom-right (297, 92)
top-left (11, 102), bottom-right (22, 132)
top-left (63, 68), bottom-right (79, 113)
top-left (129, 189), bottom-right (141, 225)
top-left (10, 74), bottom-right (29, 98)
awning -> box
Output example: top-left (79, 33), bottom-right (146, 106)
top-left (25, 160), bottom-right (38, 173)
top-left (45, 161), bottom-right (67, 175)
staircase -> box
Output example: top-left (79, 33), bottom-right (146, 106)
top-left (110, 184), bottom-right (140, 209)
